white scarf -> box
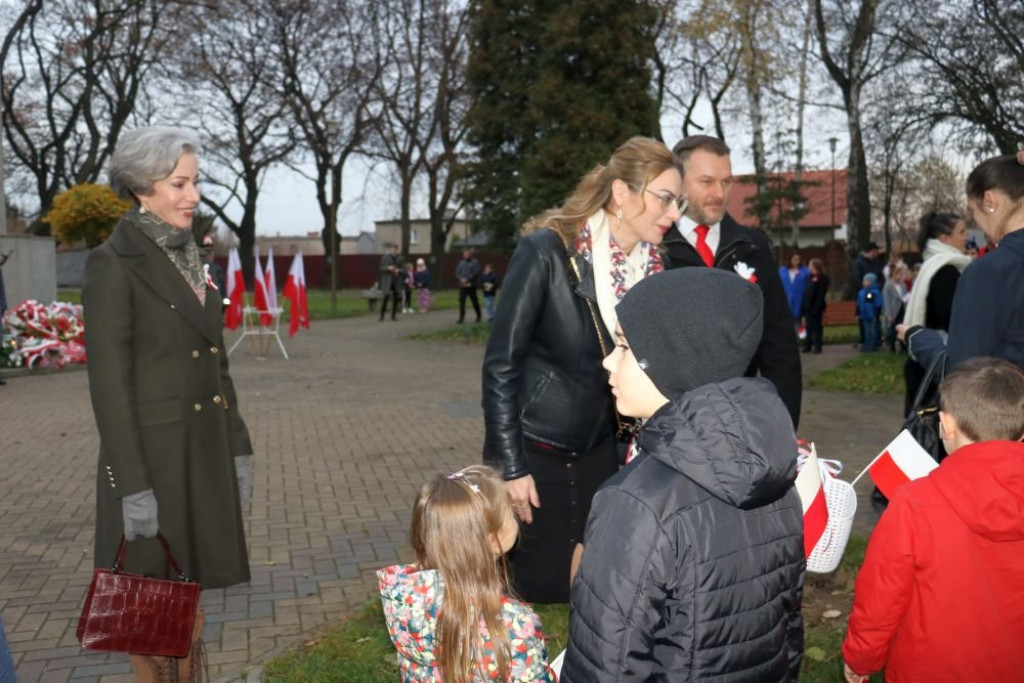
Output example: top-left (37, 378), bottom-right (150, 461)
top-left (585, 209), bottom-right (652, 338)
top-left (902, 239), bottom-right (972, 327)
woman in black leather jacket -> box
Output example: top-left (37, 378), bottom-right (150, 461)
top-left (482, 137), bottom-right (684, 602)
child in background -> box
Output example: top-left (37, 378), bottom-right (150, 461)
top-left (882, 265), bottom-right (907, 352)
top-left (801, 257), bottom-right (830, 354)
top-left (378, 466), bottom-right (554, 683)
top-left (403, 262), bottom-right (416, 313)
top-left (481, 264), bottom-right (500, 322)
top-left (856, 272), bottom-right (883, 351)
top-left (842, 358), bottom-right (1024, 682)
top-left (414, 258), bottom-right (432, 313)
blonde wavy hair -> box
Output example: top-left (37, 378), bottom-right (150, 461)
top-left (522, 136), bottom-right (682, 244)
top-left (411, 465), bottom-right (516, 683)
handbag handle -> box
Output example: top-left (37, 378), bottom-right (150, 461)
top-left (908, 350), bottom-right (947, 418)
top-left (111, 533), bottom-right (193, 582)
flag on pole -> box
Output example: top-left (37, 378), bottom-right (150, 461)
top-left (795, 441), bottom-right (829, 558)
top-left (225, 247), bottom-right (245, 330)
top-left (252, 246), bottom-right (272, 327)
top-left (853, 429), bottom-right (938, 499)
top-left (264, 246), bottom-right (278, 317)
top-left (282, 252), bottom-right (309, 337)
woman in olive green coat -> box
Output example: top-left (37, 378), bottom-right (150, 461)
top-left (83, 127), bottom-right (253, 594)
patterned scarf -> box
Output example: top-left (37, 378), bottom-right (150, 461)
top-left (575, 211), bottom-right (664, 300)
top-left (127, 206), bottom-right (206, 305)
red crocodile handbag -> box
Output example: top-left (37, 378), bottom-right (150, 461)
top-left (77, 533), bottom-right (201, 657)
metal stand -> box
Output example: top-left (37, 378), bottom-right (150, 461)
top-left (227, 306), bottom-right (288, 359)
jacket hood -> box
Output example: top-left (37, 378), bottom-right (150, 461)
top-left (377, 564), bottom-right (441, 669)
top-left (637, 377), bottom-right (798, 510)
top-left (930, 441), bottom-right (1024, 541)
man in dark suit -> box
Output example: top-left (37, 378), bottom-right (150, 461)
top-left (661, 135), bottom-right (802, 428)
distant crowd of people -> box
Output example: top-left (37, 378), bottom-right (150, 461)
top-left (373, 245), bottom-right (502, 324)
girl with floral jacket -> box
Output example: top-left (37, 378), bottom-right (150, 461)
top-left (378, 466), bottom-right (554, 682)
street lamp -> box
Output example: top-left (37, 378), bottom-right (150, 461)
top-left (828, 137), bottom-right (838, 234)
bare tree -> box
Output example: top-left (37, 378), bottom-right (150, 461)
top-left (898, 0), bottom-right (1024, 155)
top-left (169, 0), bottom-right (296, 285)
top-left (789, 0), bottom-right (815, 247)
top-left (656, 0), bottom-right (741, 141)
top-left (269, 0), bottom-right (381, 285)
top-left (368, 0), bottom-right (433, 255)
top-left (813, 0), bottom-right (905, 280)
top-left (1, 0), bottom-right (179, 233)
top-left (421, 0), bottom-right (470, 277)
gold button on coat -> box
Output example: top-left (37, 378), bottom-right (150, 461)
top-left (213, 395), bottom-right (222, 404)
top-left (191, 350), bottom-right (200, 358)
top-left (210, 347), bottom-right (219, 354)
top-left (194, 403), bottom-right (202, 411)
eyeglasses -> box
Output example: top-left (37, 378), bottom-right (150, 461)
top-left (644, 190), bottom-right (688, 212)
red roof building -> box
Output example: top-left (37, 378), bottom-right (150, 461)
top-left (726, 169), bottom-right (849, 247)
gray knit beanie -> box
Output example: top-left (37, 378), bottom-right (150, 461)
top-left (616, 268), bottom-right (764, 396)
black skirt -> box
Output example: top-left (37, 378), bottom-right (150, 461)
top-left (506, 435), bottom-right (618, 603)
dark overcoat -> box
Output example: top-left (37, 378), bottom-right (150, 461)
top-left (83, 218), bottom-right (253, 589)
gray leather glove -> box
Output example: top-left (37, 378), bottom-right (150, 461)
top-left (235, 455), bottom-right (253, 510)
top-left (122, 489), bottom-right (159, 541)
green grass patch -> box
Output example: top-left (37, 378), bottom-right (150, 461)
top-left (822, 324), bottom-right (860, 345)
top-left (305, 289), bottom-right (460, 320)
top-left (55, 288), bottom-right (462, 320)
top-left (58, 289), bottom-right (82, 305)
top-left (809, 351), bottom-right (905, 395)
top-left (265, 535), bottom-right (877, 682)
top-left (263, 602), bottom-right (399, 682)
top-left (408, 323), bottom-right (865, 348)
top-left (409, 323), bottom-right (492, 344)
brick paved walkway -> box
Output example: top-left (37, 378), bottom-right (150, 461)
top-left (0, 311), bottom-right (902, 682)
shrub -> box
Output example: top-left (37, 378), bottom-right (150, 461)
top-left (45, 183), bottom-right (131, 247)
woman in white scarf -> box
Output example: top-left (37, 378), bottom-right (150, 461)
top-left (902, 211), bottom-right (969, 416)
top-left (903, 212), bottom-right (971, 328)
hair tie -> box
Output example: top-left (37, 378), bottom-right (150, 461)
top-left (446, 470), bottom-right (481, 494)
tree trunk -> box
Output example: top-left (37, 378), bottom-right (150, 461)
top-left (399, 167), bottom-right (414, 256)
top-left (791, 0), bottom-right (814, 248)
top-left (740, 8), bottom-right (769, 231)
top-left (847, 83), bottom-right (872, 261)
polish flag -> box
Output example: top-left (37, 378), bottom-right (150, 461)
top-left (252, 246), bottom-right (272, 327)
top-left (795, 441), bottom-right (829, 558)
top-left (264, 246), bottom-right (279, 317)
top-left (282, 252), bottom-right (309, 337)
top-left (856, 430), bottom-right (938, 499)
top-left (225, 248), bottom-right (245, 330)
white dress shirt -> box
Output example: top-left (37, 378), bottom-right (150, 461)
top-left (677, 215), bottom-right (721, 257)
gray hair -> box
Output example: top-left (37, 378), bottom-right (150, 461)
top-left (108, 126), bottom-right (201, 201)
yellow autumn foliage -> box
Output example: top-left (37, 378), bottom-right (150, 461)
top-left (46, 184), bottom-right (131, 247)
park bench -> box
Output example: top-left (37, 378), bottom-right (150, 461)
top-left (823, 300), bottom-right (857, 326)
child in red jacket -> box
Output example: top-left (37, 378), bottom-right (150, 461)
top-left (842, 357), bottom-right (1024, 682)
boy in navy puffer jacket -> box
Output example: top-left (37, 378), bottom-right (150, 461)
top-left (563, 268), bottom-right (804, 683)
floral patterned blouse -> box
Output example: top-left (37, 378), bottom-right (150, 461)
top-left (378, 564), bottom-right (555, 682)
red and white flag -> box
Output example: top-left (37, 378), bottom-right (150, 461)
top-left (282, 252), bottom-right (309, 337)
top-left (795, 441), bottom-right (829, 558)
top-left (252, 246), bottom-right (272, 327)
top-left (225, 247), bottom-right (246, 330)
top-left (264, 246), bottom-right (279, 317)
top-left (854, 429), bottom-right (938, 499)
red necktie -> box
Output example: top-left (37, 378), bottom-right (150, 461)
top-left (694, 224), bottom-right (714, 267)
